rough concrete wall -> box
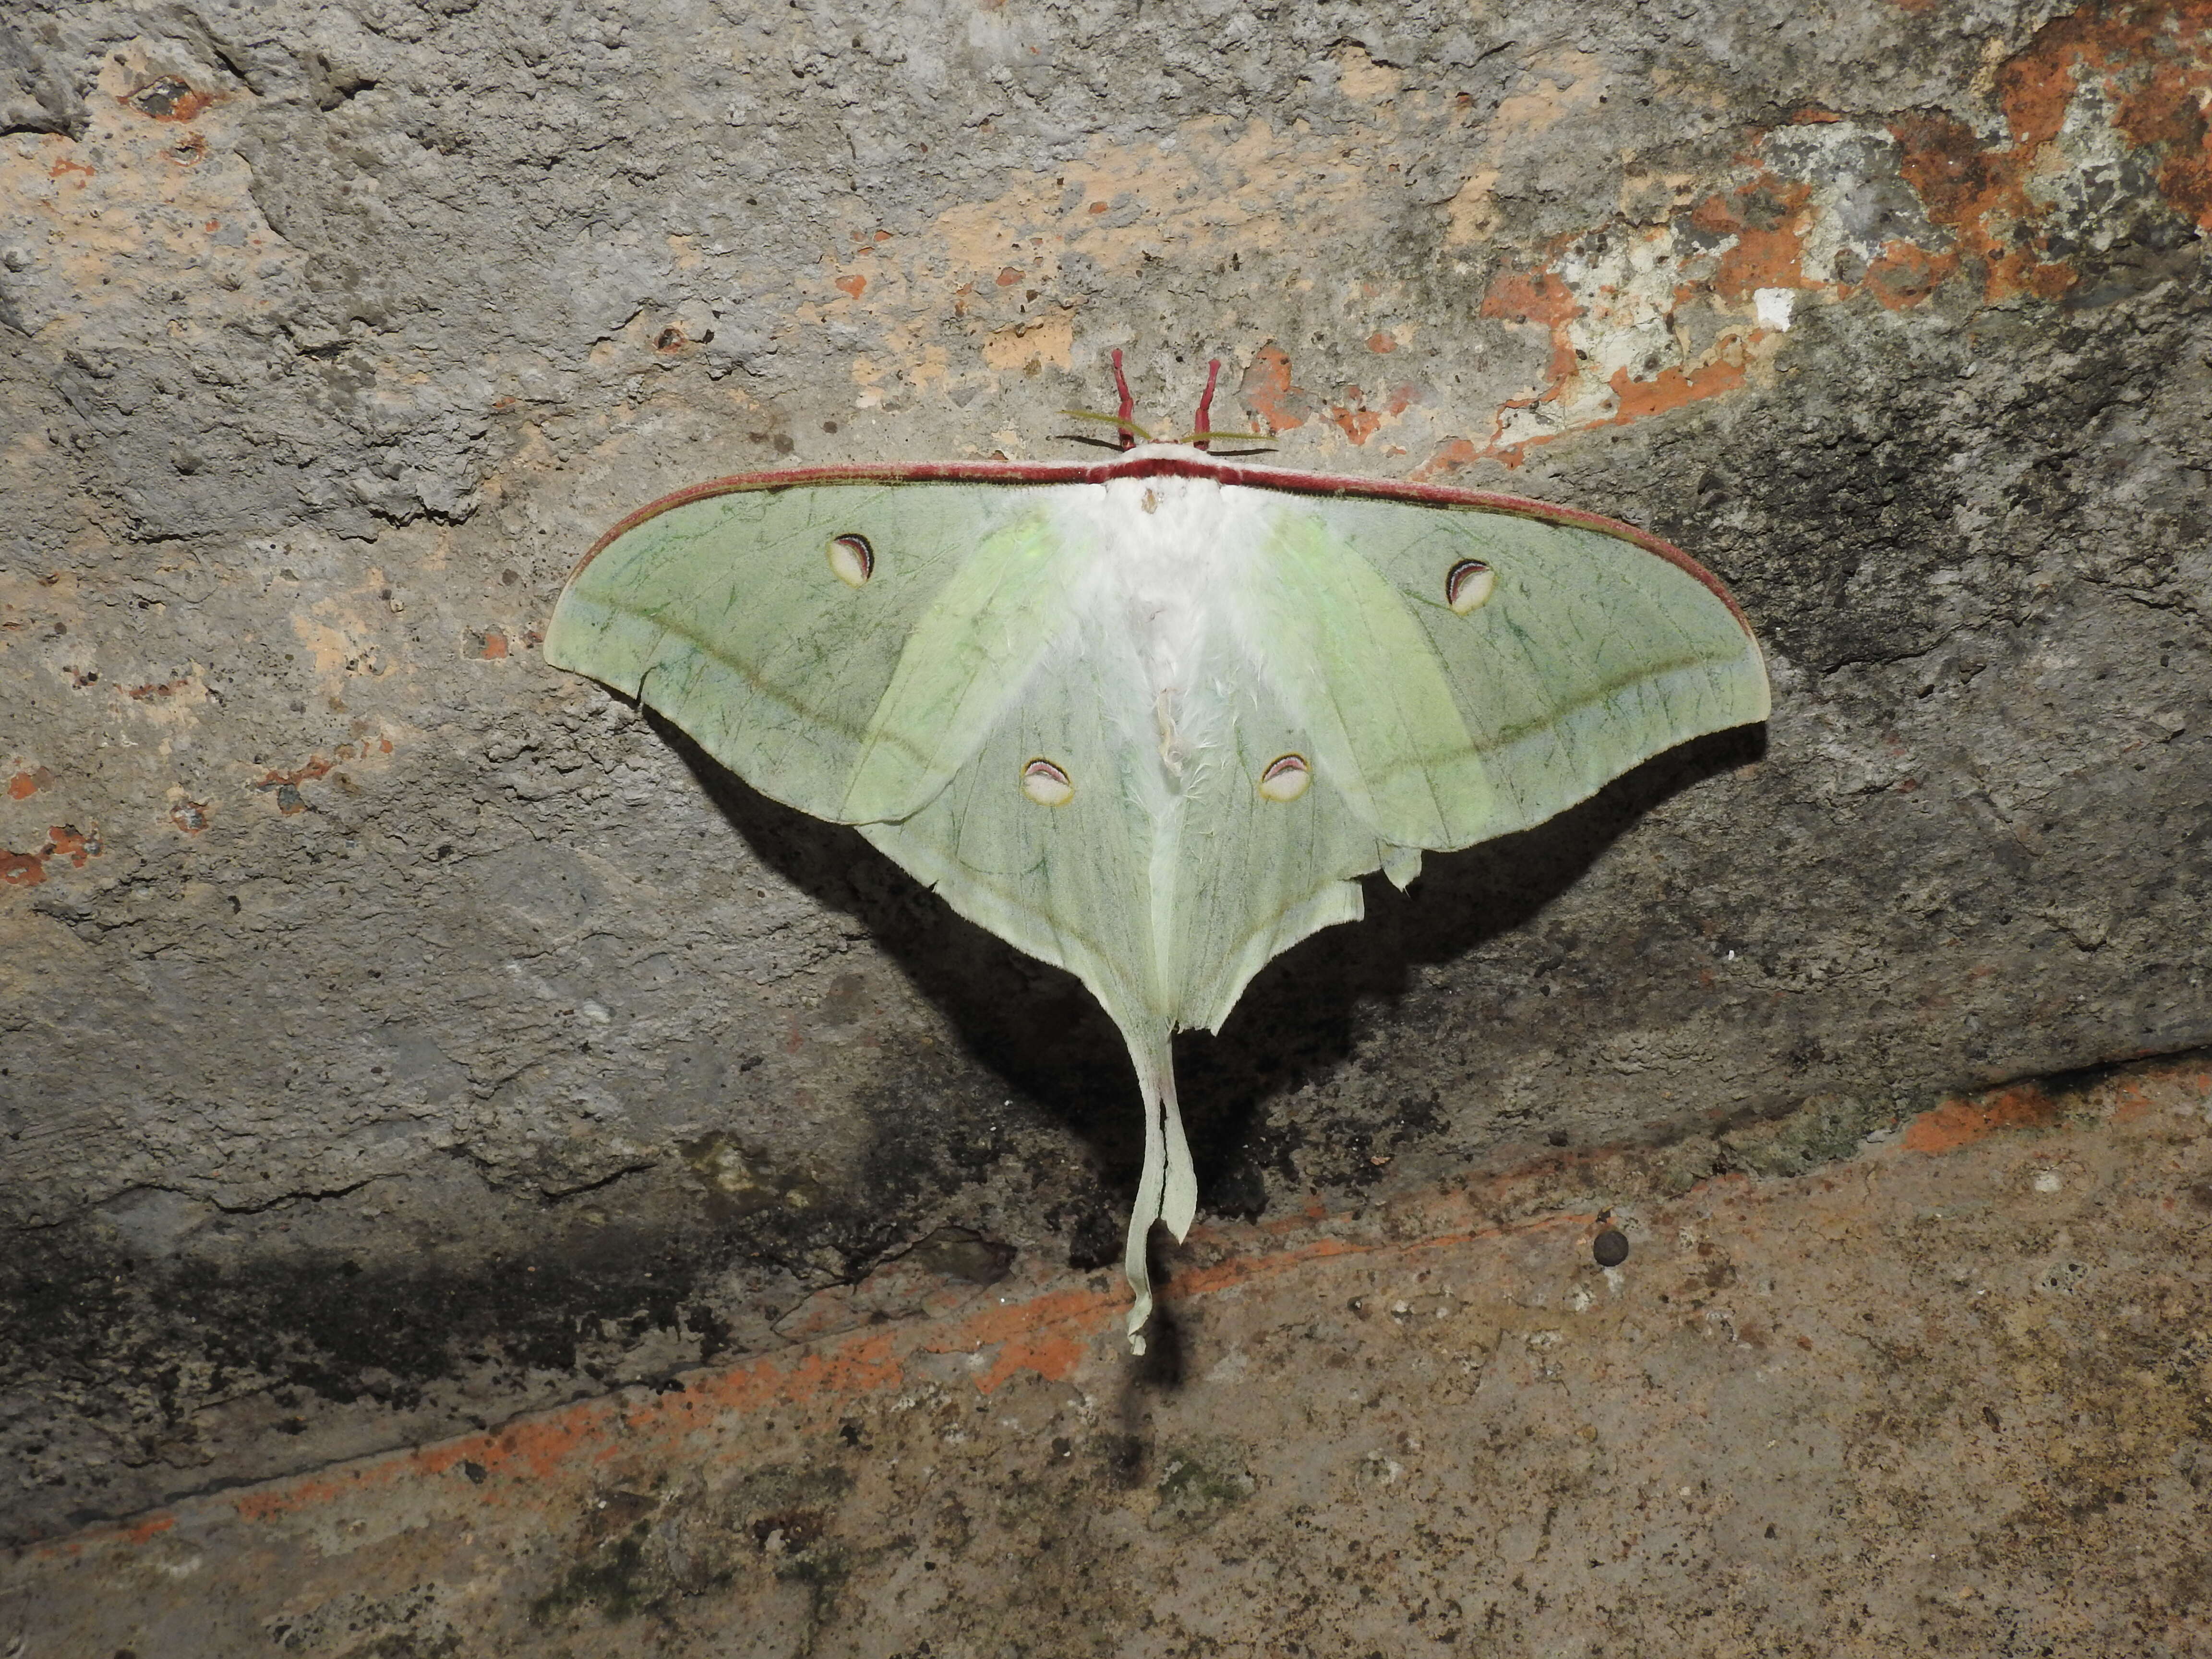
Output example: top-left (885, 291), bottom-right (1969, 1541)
top-left (1, 0), bottom-right (2205, 1545)
top-left (5, 1061), bottom-right (2208, 1656)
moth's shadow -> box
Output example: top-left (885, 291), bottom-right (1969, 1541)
top-left (657, 713), bottom-right (1765, 1227)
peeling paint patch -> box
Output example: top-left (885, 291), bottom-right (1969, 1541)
top-left (1323, 383), bottom-right (1419, 446)
top-left (1903, 1081), bottom-right (2064, 1154)
top-left (0, 824), bottom-right (102, 889)
top-left (7, 767), bottom-right (56, 800)
top-left (253, 737), bottom-right (396, 815)
top-left (1237, 343), bottom-right (1311, 433)
top-left (122, 76), bottom-right (217, 122)
top-left (1426, 223), bottom-right (1784, 470)
top-left (1412, 12), bottom-right (2212, 475)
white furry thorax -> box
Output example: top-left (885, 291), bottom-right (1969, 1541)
top-left (1052, 446), bottom-right (1273, 781)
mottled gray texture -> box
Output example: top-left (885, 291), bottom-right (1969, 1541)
top-left (3, 1062), bottom-right (2207, 1657)
top-left (2, 0), bottom-right (2206, 1543)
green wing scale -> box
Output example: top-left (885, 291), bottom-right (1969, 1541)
top-left (547, 447), bottom-right (1768, 1352)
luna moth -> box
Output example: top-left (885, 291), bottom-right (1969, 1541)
top-left (545, 354), bottom-right (1768, 1352)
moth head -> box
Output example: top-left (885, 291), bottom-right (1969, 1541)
top-left (1058, 351), bottom-right (1266, 454)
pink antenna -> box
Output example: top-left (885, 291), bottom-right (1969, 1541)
top-left (1191, 359), bottom-right (1221, 452)
top-left (1110, 349), bottom-right (1136, 452)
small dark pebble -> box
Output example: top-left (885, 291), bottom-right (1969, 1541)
top-left (1592, 1228), bottom-right (1630, 1268)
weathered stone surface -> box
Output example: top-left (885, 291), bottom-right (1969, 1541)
top-left (2, 1059), bottom-right (2207, 1654)
top-left (2, 0), bottom-right (2207, 1549)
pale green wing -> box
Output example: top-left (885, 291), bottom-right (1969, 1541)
top-left (857, 618), bottom-right (1166, 1042)
top-left (1230, 492), bottom-right (1768, 863)
top-left (547, 466), bottom-right (1769, 1357)
top-left (1154, 673), bottom-right (1392, 1038)
top-left (855, 621), bottom-right (1192, 1346)
top-left (545, 483), bottom-right (1086, 824)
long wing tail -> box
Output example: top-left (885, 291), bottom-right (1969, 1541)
top-left (1121, 1028), bottom-right (1196, 1355)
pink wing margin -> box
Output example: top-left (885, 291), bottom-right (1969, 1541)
top-left (567, 452), bottom-right (1756, 636)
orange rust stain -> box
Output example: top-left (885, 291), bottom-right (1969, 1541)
top-left (1607, 355), bottom-right (1749, 422)
top-left (466, 629), bottom-right (509, 660)
top-left (43, 825), bottom-right (97, 868)
top-left (929, 1285), bottom-right (1116, 1392)
top-left (1319, 380), bottom-right (1419, 445)
top-left (260, 756), bottom-right (335, 790)
top-left (49, 156), bottom-right (94, 183)
top-left (834, 274), bottom-right (867, 299)
top-left (0, 850), bottom-right (44, 887)
top-left (1480, 266), bottom-right (1580, 385)
top-left (255, 742), bottom-right (389, 814)
top-left (1366, 330), bottom-right (1397, 353)
top-left (480, 1401), bottom-right (625, 1483)
top-left (234, 1465), bottom-right (377, 1523)
top-left (1889, 109), bottom-right (2074, 301)
top-left (682, 1334), bottom-right (904, 1415)
top-left (1687, 195), bottom-right (1739, 236)
top-left (669, 1339), bottom-right (890, 1422)
top-left (259, 758), bottom-right (329, 814)
top-left (1902, 1083), bottom-right (2062, 1154)
top-left (1327, 393), bottom-right (1383, 446)
top-left (1878, 0), bottom-right (2212, 302)
top-left (2105, 9), bottom-right (2212, 227)
top-left (2111, 1082), bottom-right (2155, 1124)
top-left (122, 78), bottom-right (216, 121)
top-left (1709, 184), bottom-right (1814, 300)
top-left (1171, 1237), bottom-right (1366, 1304)
top-left (1862, 239), bottom-right (1958, 310)
top-left (1412, 437), bottom-right (1484, 482)
top-left (994, 266), bottom-right (1023, 287)
top-left (169, 801), bottom-right (209, 834)
top-left (1996, 7), bottom-right (2156, 149)
top-left (973, 1329), bottom-right (1089, 1392)
top-left (235, 1337), bottom-right (909, 1524)
top-left (123, 1514), bottom-right (176, 1545)
top-left (1238, 344), bottom-right (1310, 433)
top-left (8, 767), bottom-right (54, 800)
top-left (128, 679), bottom-right (191, 701)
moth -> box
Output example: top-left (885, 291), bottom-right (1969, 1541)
top-left (545, 355), bottom-right (1769, 1351)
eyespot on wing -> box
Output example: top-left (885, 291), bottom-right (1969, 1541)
top-left (1445, 558), bottom-right (1494, 615)
top-left (1257, 753), bottom-right (1311, 802)
top-left (827, 533), bottom-right (875, 588)
top-left (1021, 757), bottom-right (1074, 806)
